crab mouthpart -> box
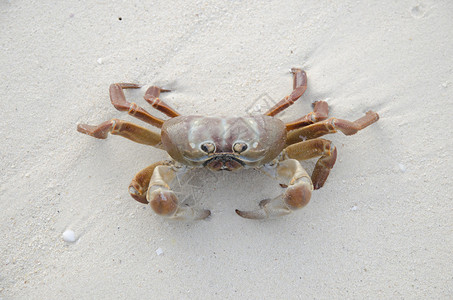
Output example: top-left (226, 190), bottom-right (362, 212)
top-left (204, 155), bottom-right (245, 171)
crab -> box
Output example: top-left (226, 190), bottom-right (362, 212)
top-left (77, 69), bottom-right (379, 220)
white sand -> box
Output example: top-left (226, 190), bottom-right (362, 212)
top-left (1, 1), bottom-right (452, 298)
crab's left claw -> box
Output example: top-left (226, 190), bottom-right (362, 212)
top-left (236, 159), bottom-right (313, 219)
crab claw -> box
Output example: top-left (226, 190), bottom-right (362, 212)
top-left (235, 199), bottom-right (274, 219)
top-left (148, 186), bottom-right (211, 220)
top-left (235, 208), bottom-right (268, 219)
top-left (235, 195), bottom-right (293, 219)
top-left (235, 161), bottom-right (313, 220)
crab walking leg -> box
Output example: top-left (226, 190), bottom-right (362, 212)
top-left (286, 110), bottom-right (380, 145)
top-left (77, 119), bottom-right (161, 147)
top-left (285, 138), bottom-right (337, 189)
top-left (109, 83), bottom-right (165, 128)
top-left (146, 164), bottom-right (211, 220)
top-left (236, 159), bottom-right (313, 219)
top-left (143, 86), bottom-right (180, 118)
top-left (265, 68), bottom-right (308, 117)
top-left (292, 67), bottom-right (306, 90)
top-left (285, 100), bottom-right (329, 131)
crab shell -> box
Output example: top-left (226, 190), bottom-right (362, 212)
top-left (161, 115), bottom-right (286, 171)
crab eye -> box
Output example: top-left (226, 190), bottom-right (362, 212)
top-left (233, 142), bottom-right (248, 153)
top-left (200, 142), bottom-right (216, 153)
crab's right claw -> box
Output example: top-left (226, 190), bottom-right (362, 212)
top-left (148, 186), bottom-right (211, 220)
top-left (146, 165), bottom-right (211, 220)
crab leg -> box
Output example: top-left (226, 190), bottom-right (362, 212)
top-left (285, 100), bottom-right (329, 131)
top-left (285, 138), bottom-right (337, 189)
top-left (236, 159), bottom-right (313, 219)
top-left (139, 164), bottom-right (211, 220)
top-left (265, 68), bottom-right (307, 117)
top-left (109, 83), bottom-right (165, 128)
top-left (286, 110), bottom-right (379, 145)
top-left (143, 86), bottom-right (180, 117)
top-left (77, 119), bottom-right (162, 147)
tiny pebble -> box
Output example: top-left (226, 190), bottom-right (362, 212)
top-left (156, 248), bottom-right (164, 256)
top-left (97, 58), bottom-right (103, 64)
top-left (253, 104), bottom-right (261, 112)
top-left (398, 163), bottom-right (406, 173)
top-left (62, 230), bottom-right (76, 243)
top-left (350, 206), bottom-right (358, 211)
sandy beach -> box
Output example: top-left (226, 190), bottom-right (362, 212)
top-left (1, 0), bottom-right (452, 298)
